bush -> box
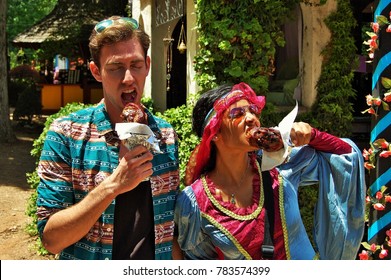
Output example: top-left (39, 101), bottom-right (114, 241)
top-left (156, 102), bottom-right (199, 189)
top-left (8, 79), bottom-right (25, 107)
top-left (9, 79), bottom-right (42, 124)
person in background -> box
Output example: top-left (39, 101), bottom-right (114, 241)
top-left (174, 82), bottom-right (366, 260)
top-left (36, 16), bottom-right (179, 260)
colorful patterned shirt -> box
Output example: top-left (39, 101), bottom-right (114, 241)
top-left (37, 101), bottom-right (179, 260)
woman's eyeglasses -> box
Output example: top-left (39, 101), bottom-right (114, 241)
top-left (228, 104), bottom-right (261, 119)
top-left (94, 17), bottom-right (139, 33)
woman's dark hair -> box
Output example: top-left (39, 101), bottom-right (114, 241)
top-left (192, 84), bottom-right (233, 174)
top-left (192, 84), bottom-right (233, 138)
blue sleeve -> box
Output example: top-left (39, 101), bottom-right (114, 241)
top-left (174, 187), bottom-right (218, 259)
top-left (313, 139), bottom-right (366, 259)
top-left (279, 139), bottom-right (366, 259)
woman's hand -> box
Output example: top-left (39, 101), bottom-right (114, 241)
top-left (290, 122), bottom-right (313, 147)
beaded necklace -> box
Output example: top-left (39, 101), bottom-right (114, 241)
top-left (201, 160), bottom-right (264, 221)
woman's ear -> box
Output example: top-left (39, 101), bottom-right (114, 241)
top-left (89, 61), bottom-right (102, 82)
top-left (212, 130), bottom-right (222, 142)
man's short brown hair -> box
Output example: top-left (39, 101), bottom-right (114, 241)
top-left (89, 16), bottom-right (150, 68)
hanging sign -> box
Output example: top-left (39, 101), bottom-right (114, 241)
top-left (155, 0), bottom-right (184, 26)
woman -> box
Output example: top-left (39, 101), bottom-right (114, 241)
top-left (174, 82), bottom-right (366, 260)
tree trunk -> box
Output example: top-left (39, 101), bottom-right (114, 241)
top-left (0, 0), bottom-right (16, 143)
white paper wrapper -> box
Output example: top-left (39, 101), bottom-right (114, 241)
top-left (261, 102), bottom-right (298, 170)
top-left (115, 122), bottom-right (162, 154)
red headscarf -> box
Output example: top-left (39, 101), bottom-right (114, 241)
top-left (184, 82), bottom-right (266, 185)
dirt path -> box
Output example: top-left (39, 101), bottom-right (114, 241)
top-left (0, 124), bottom-right (54, 260)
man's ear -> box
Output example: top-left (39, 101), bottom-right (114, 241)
top-left (145, 56), bottom-right (151, 76)
top-left (89, 61), bottom-right (102, 82)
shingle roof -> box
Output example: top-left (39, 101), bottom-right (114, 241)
top-left (12, 2), bottom-right (102, 48)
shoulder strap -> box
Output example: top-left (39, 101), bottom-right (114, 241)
top-left (261, 170), bottom-right (275, 259)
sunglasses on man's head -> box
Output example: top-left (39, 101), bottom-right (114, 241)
top-left (94, 17), bottom-right (139, 33)
top-left (228, 104), bottom-right (261, 119)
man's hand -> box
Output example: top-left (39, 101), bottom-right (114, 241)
top-left (110, 144), bottom-right (153, 195)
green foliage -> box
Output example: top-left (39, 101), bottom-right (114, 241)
top-left (141, 96), bottom-right (156, 113)
top-left (193, 0), bottom-right (302, 139)
top-left (302, 0), bottom-right (328, 6)
top-left (156, 100), bottom-right (199, 189)
top-left (309, 0), bottom-right (357, 137)
top-left (8, 78), bottom-right (27, 107)
top-left (194, 0), bottom-right (299, 93)
top-left (12, 80), bottom-right (42, 124)
top-left (36, 0), bottom-right (128, 62)
top-left (7, 0), bottom-right (57, 68)
top-left (7, 0), bottom-right (57, 43)
top-left (298, 184), bottom-right (319, 247)
top-left (260, 103), bottom-right (291, 127)
top-left (7, 0), bottom-right (129, 67)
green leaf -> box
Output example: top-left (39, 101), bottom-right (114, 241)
top-left (381, 77), bottom-right (391, 89)
top-left (227, 65), bottom-right (242, 78)
top-left (376, 15), bottom-right (389, 26)
top-left (218, 40), bottom-right (231, 52)
top-left (361, 242), bottom-right (371, 250)
top-left (365, 31), bottom-right (377, 38)
top-left (382, 101), bottom-right (390, 111)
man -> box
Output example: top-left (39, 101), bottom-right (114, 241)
top-left (36, 16), bottom-right (180, 260)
